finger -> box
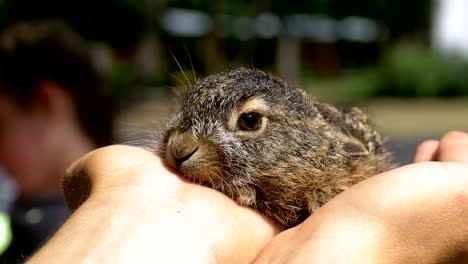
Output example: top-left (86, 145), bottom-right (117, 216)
top-left (437, 131), bottom-right (468, 162)
top-left (413, 139), bottom-right (439, 163)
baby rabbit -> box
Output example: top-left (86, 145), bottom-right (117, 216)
top-left (158, 67), bottom-right (394, 229)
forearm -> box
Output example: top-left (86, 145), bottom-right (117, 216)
top-left (27, 191), bottom-right (218, 264)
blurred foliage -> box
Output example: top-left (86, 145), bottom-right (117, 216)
top-left (165, 0), bottom-right (431, 36)
top-left (167, 0), bottom-right (257, 15)
top-left (107, 62), bottom-right (135, 96)
top-left (307, 68), bottom-right (382, 103)
top-left (165, 0), bottom-right (432, 30)
top-left (0, 0), bottom-right (448, 101)
top-left (378, 45), bottom-right (468, 97)
top-left (0, 0), bottom-right (145, 47)
top-left (311, 44), bottom-right (468, 102)
top-left (0, 0), bottom-right (432, 43)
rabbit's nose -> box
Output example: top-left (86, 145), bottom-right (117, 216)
top-left (166, 133), bottom-right (199, 168)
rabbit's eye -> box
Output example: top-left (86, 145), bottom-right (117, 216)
top-left (238, 112), bottom-right (262, 131)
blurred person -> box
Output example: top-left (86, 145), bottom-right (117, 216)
top-left (0, 20), bottom-right (114, 262)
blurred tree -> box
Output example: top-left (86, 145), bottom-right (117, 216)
top-left (0, 0), bottom-right (145, 48)
top-left (133, 0), bottom-right (168, 84)
top-left (330, 0), bottom-right (431, 39)
top-left (0, 0), bottom-right (433, 89)
top-left (271, 0), bottom-right (329, 15)
top-left (378, 0), bottom-right (432, 38)
top-left (269, 0), bottom-right (431, 39)
top-left (202, 0), bottom-right (225, 74)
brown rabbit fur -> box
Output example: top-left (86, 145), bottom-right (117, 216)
top-left (158, 67), bottom-right (394, 230)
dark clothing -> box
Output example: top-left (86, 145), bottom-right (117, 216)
top-left (0, 196), bottom-right (69, 263)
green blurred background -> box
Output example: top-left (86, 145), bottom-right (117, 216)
top-left (0, 0), bottom-right (466, 163)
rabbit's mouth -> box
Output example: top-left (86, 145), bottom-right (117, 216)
top-left (164, 136), bottom-right (227, 185)
top-left (176, 154), bottom-right (224, 185)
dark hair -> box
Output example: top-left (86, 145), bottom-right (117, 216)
top-left (0, 20), bottom-right (114, 147)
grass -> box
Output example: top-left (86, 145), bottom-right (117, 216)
top-left (363, 97), bottom-right (468, 138)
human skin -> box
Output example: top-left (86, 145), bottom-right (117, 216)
top-left (27, 145), bottom-right (279, 264)
top-left (0, 82), bottom-right (94, 198)
top-left (27, 131), bottom-right (468, 263)
top-left (255, 132), bottom-right (468, 263)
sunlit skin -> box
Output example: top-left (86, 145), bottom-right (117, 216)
top-left (26, 131), bottom-right (468, 263)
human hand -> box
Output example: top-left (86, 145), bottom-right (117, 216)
top-left (27, 145), bottom-right (279, 264)
top-left (255, 131), bottom-right (468, 263)
top-left (28, 131), bottom-right (468, 263)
